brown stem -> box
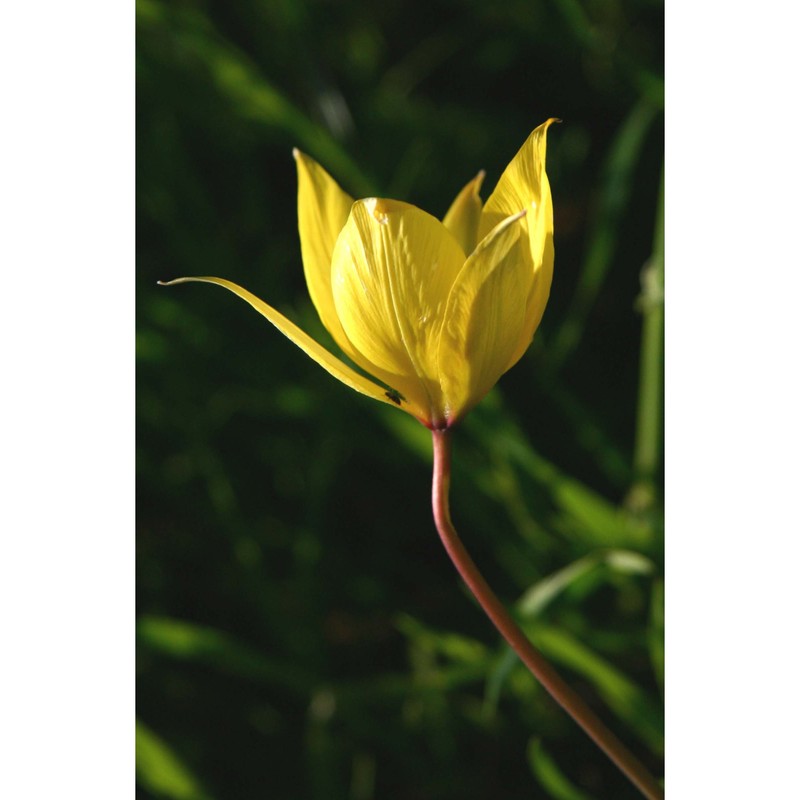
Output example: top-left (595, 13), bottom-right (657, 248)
top-left (431, 428), bottom-right (663, 800)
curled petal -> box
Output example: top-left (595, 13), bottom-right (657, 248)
top-left (438, 211), bottom-right (530, 423)
top-left (158, 277), bottom-right (400, 410)
top-left (331, 198), bottom-right (465, 425)
top-left (442, 171), bottom-right (485, 256)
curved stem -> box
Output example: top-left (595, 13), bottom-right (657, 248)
top-left (431, 428), bottom-right (663, 800)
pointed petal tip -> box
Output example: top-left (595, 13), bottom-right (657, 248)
top-left (292, 147), bottom-right (301, 161)
top-left (474, 170), bottom-right (486, 192)
top-left (157, 277), bottom-right (189, 286)
top-left (166, 275), bottom-right (406, 412)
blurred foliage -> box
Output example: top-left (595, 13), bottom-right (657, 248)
top-left (137, 0), bottom-right (663, 797)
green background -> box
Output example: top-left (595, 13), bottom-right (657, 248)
top-left (137, 0), bottom-right (664, 797)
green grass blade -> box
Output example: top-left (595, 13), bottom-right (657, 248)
top-left (533, 625), bottom-right (664, 755)
top-left (629, 167), bottom-right (665, 511)
top-left (137, 615), bottom-right (315, 694)
top-left (527, 737), bottom-right (597, 800)
top-left (136, 719), bottom-right (211, 800)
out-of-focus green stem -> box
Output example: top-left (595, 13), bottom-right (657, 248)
top-left (431, 429), bottom-right (664, 800)
top-left (631, 168), bottom-right (664, 507)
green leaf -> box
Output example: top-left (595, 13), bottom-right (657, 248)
top-left (485, 550), bottom-right (654, 715)
top-left (532, 626), bottom-right (663, 755)
top-left (517, 555), bottom-right (598, 618)
top-left (136, 720), bottom-right (210, 800)
top-left (519, 549), bottom-right (653, 617)
top-left (527, 738), bottom-right (596, 800)
top-left (467, 401), bottom-right (650, 548)
top-left (649, 579), bottom-right (665, 693)
top-left (137, 615), bottom-right (314, 694)
top-left (395, 613), bottom-right (488, 664)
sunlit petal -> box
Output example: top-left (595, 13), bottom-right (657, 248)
top-left (158, 277), bottom-right (399, 409)
top-left (331, 198), bottom-right (466, 425)
top-left (442, 171), bottom-right (485, 256)
top-left (505, 167), bottom-right (554, 370)
top-left (294, 149), bottom-right (358, 355)
top-left (479, 119), bottom-right (557, 370)
top-left (438, 211), bottom-right (529, 422)
top-left (480, 119), bottom-right (557, 239)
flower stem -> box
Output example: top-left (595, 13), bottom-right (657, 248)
top-left (430, 428), bottom-right (663, 800)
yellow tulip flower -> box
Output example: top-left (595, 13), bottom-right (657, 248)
top-left (161, 119), bottom-right (556, 429)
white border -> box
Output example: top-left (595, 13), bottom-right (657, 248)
top-left (0, 2), bottom-right (134, 796)
top-left (667, 1), bottom-right (799, 795)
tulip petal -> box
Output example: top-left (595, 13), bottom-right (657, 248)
top-left (505, 168), bottom-right (553, 368)
top-left (293, 149), bottom-right (359, 356)
top-left (331, 199), bottom-right (466, 426)
top-left (480, 119), bottom-right (556, 238)
top-left (158, 277), bottom-right (399, 409)
top-left (438, 211), bottom-right (530, 423)
top-left (480, 119), bottom-right (557, 369)
top-left (442, 171), bottom-right (485, 256)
